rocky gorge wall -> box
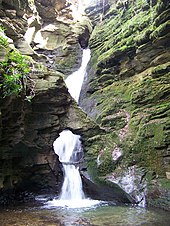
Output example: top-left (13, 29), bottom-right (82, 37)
top-left (80, 0), bottom-right (170, 210)
top-left (0, 0), bottom-right (170, 210)
top-left (0, 0), bottom-right (96, 204)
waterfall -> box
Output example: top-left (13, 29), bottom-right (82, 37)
top-left (65, 48), bottom-right (91, 103)
top-left (46, 48), bottom-right (101, 208)
top-left (55, 49), bottom-right (90, 201)
top-left (53, 130), bottom-right (84, 200)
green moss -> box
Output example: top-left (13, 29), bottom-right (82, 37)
top-left (154, 8), bottom-right (170, 27)
top-left (151, 62), bottom-right (170, 78)
top-left (85, 0), bottom-right (170, 186)
top-left (98, 149), bottom-right (115, 176)
top-left (90, 0), bottom-right (168, 72)
top-left (122, 111), bottom-right (167, 174)
top-left (90, 2), bottom-right (156, 62)
top-left (97, 74), bottom-right (114, 83)
top-left (159, 179), bottom-right (170, 189)
top-left (135, 28), bottom-right (152, 45)
top-left (150, 20), bottom-right (170, 39)
top-left (155, 0), bottom-right (168, 15)
top-left (85, 132), bottom-right (119, 180)
top-left (101, 114), bottom-right (127, 130)
top-left (149, 103), bottom-right (170, 120)
top-left (86, 61), bottom-right (170, 176)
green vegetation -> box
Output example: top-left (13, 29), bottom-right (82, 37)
top-left (88, 62), bottom-right (170, 176)
top-left (159, 178), bottom-right (170, 189)
top-left (90, 0), bottom-right (169, 70)
top-left (0, 50), bottom-right (31, 98)
top-left (0, 28), bottom-right (33, 100)
top-left (86, 0), bottom-right (170, 182)
top-left (0, 27), bottom-right (8, 48)
top-left (0, 50), bottom-right (30, 97)
top-left (0, 36), bottom-right (8, 48)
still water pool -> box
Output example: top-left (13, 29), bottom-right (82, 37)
top-left (0, 199), bottom-right (170, 226)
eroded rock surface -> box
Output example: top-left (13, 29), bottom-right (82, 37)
top-left (80, 0), bottom-right (170, 210)
top-left (0, 0), bottom-right (170, 209)
top-left (0, 0), bottom-right (95, 203)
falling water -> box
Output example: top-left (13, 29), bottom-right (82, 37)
top-left (47, 48), bottom-right (100, 208)
top-left (65, 48), bottom-right (91, 103)
top-left (55, 49), bottom-right (91, 202)
top-left (53, 130), bottom-right (84, 200)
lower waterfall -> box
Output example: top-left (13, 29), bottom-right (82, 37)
top-left (47, 48), bottom-right (101, 208)
top-left (53, 130), bottom-right (84, 200)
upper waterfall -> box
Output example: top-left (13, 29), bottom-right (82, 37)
top-left (65, 48), bottom-right (91, 102)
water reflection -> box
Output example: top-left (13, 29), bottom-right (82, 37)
top-left (0, 202), bottom-right (170, 226)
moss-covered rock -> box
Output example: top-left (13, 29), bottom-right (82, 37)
top-left (80, 0), bottom-right (170, 209)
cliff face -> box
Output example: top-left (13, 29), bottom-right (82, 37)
top-left (0, 0), bottom-right (95, 203)
top-left (80, 0), bottom-right (170, 209)
top-left (0, 0), bottom-right (170, 209)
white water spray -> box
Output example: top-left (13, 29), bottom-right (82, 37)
top-left (53, 130), bottom-right (84, 200)
top-left (65, 48), bottom-right (91, 102)
top-left (56, 49), bottom-right (91, 202)
top-left (47, 49), bottom-right (101, 208)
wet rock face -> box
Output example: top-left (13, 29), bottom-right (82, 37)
top-left (0, 0), bottom-right (92, 75)
top-left (79, 27), bottom-right (90, 49)
top-left (85, 1), bottom-right (110, 26)
top-left (35, 0), bottom-right (67, 19)
top-left (0, 71), bottom-right (66, 195)
top-left (0, 68), bottom-right (96, 199)
top-left (80, 0), bottom-right (170, 209)
top-left (0, 1), bottom-right (27, 41)
top-left (0, 0), bottom-right (95, 200)
top-left (37, 0), bottom-right (66, 9)
top-left (81, 173), bottom-right (135, 204)
top-left (31, 0), bottom-right (92, 75)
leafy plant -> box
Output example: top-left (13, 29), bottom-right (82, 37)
top-left (2, 73), bottom-right (22, 96)
top-left (0, 50), bottom-right (32, 98)
top-left (0, 26), bottom-right (35, 100)
top-left (0, 25), bottom-right (6, 32)
top-left (0, 35), bottom-right (8, 48)
top-left (0, 26), bottom-right (9, 48)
